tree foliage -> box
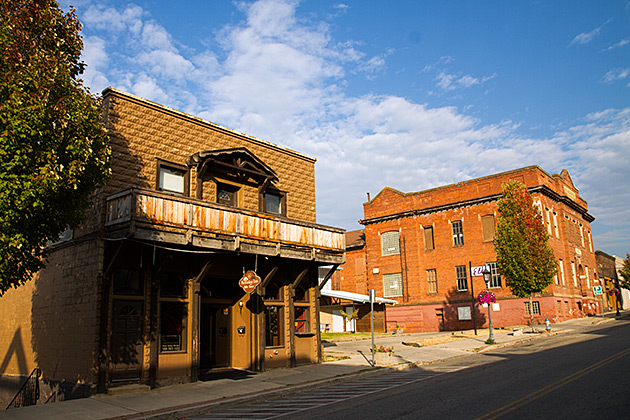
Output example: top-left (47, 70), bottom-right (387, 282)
top-left (0, 0), bottom-right (110, 295)
top-left (494, 180), bottom-right (557, 299)
top-left (619, 253), bottom-right (630, 290)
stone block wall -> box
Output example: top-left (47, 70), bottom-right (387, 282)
top-left (0, 239), bottom-right (102, 404)
top-left (102, 89), bottom-right (317, 223)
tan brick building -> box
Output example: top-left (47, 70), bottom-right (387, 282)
top-left (338, 166), bottom-right (600, 333)
top-left (0, 88), bottom-right (344, 403)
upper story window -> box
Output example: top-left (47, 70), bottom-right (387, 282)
top-left (217, 182), bottom-right (239, 206)
top-left (381, 231), bottom-right (400, 256)
top-left (481, 215), bottom-right (495, 242)
top-left (452, 220), bottom-right (464, 246)
top-left (261, 189), bottom-right (286, 216)
top-left (158, 160), bottom-right (188, 195)
top-left (424, 226), bottom-right (434, 250)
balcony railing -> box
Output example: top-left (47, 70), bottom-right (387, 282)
top-left (105, 188), bottom-right (345, 254)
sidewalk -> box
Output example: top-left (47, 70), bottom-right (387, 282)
top-left (2, 313), bottom-right (625, 420)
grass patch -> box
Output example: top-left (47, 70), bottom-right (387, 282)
top-left (323, 354), bottom-right (351, 362)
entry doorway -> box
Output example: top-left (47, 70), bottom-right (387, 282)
top-left (200, 303), bottom-right (231, 371)
top-left (110, 300), bottom-right (144, 383)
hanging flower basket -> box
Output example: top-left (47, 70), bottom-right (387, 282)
top-left (477, 290), bottom-right (496, 305)
top-left (608, 288), bottom-right (620, 296)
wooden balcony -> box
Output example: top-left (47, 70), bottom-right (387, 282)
top-left (105, 188), bottom-right (345, 263)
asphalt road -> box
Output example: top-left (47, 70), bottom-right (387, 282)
top-left (189, 318), bottom-right (630, 420)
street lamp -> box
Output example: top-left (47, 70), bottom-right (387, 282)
top-left (482, 266), bottom-right (495, 344)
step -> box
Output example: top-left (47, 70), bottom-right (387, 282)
top-left (106, 384), bottom-right (151, 396)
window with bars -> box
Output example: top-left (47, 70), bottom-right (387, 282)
top-left (426, 269), bottom-right (438, 294)
top-left (486, 262), bottom-right (501, 288)
top-left (381, 231), bottom-right (400, 256)
top-left (452, 221), bottom-right (464, 246)
top-left (525, 301), bottom-right (541, 315)
top-left (383, 272), bottom-right (403, 298)
top-left (456, 265), bottom-right (468, 291)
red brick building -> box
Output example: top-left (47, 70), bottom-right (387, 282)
top-left (338, 166), bottom-right (600, 333)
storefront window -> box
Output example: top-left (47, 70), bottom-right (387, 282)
top-left (160, 272), bottom-right (187, 297)
top-left (160, 301), bottom-right (187, 352)
top-left (264, 282), bottom-right (284, 301)
top-left (294, 307), bottom-right (310, 333)
top-left (294, 283), bottom-right (310, 302)
top-left (265, 305), bottom-right (284, 347)
top-left (113, 269), bottom-right (143, 296)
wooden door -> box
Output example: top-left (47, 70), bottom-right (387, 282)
top-left (111, 300), bottom-right (144, 382)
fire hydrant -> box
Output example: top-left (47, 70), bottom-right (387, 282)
top-left (545, 318), bottom-right (551, 333)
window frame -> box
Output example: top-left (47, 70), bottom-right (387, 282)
top-left (426, 269), bottom-right (438, 295)
top-left (381, 231), bottom-right (401, 256)
top-left (424, 226), bottom-right (434, 250)
top-left (157, 159), bottom-right (189, 196)
top-left (525, 301), bottom-right (541, 315)
top-left (260, 187), bottom-right (287, 216)
top-left (481, 215), bottom-right (496, 242)
top-left (264, 304), bottom-right (285, 347)
top-left (382, 272), bottom-right (403, 298)
top-left (486, 262), bottom-right (502, 288)
top-left (452, 220), bottom-right (464, 247)
top-left (456, 265), bottom-right (468, 291)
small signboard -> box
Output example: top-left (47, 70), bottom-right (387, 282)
top-left (593, 286), bottom-right (603, 296)
top-left (239, 270), bottom-right (261, 294)
top-left (471, 265), bottom-right (488, 277)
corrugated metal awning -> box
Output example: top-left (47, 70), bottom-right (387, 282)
top-left (320, 290), bottom-right (398, 305)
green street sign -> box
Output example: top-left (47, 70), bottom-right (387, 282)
top-left (593, 286), bottom-right (603, 295)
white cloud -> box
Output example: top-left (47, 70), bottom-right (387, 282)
top-left (74, 0), bottom-right (630, 254)
top-left (603, 39), bottom-right (630, 51)
top-left (435, 70), bottom-right (495, 91)
top-left (602, 68), bottom-right (630, 85)
top-left (81, 36), bottom-right (109, 91)
top-left (569, 18), bottom-right (613, 46)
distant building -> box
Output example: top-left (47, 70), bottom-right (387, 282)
top-left (0, 88), bottom-right (344, 404)
top-left (596, 250), bottom-right (622, 312)
top-left (614, 255), bottom-right (630, 310)
top-left (338, 166), bottom-right (600, 333)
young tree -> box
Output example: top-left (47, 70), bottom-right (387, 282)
top-left (0, 0), bottom-right (110, 295)
top-left (619, 253), bottom-right (630, 290)
top-left (494, 180), bottom-right (557, 329)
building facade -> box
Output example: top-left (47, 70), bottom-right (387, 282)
top-left (596, 250), bottom-right (622, 312)
top-left (0, 88), bottom-right (344, 403)
top-left (338, 166), bottom-right (600, 333)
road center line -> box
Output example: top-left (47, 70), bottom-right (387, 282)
top-left (475, 348), bottom-right (630, 420)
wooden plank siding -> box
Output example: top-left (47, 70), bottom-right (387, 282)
top-left (106, 188), bottom-right (345, 251)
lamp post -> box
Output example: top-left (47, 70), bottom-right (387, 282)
top-left (482, 266), bottom-right (495, 344)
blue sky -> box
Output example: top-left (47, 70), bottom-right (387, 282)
top-left (61, 0), bottom-right (630, 257)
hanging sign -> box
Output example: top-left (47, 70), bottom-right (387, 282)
top-left (471, 265), bottom-right (488, 277)
top-left (239, 270), bottom-right (261, 294)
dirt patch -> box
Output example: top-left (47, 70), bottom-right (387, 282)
top-left (405, 333), bottom-right (476, 347)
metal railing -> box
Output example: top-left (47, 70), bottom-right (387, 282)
top-left (6, 368), bottom-right (41, 410)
